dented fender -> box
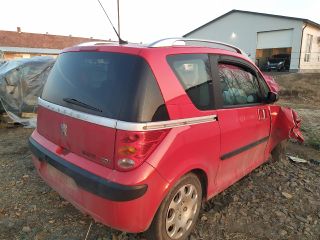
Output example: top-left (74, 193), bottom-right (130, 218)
top-left (263, 74), bottom-right (280, 93)
top-left (268, 105), bottom-right (304, 152)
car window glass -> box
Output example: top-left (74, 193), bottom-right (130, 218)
top-left (218, 63), bottom-right (263, 106)
top-left (257, 73), bottom-right (270, 97)
top-left (42, 52), bottom-right (169, 122)
top-left (167, 54), bottom-right (214, 110)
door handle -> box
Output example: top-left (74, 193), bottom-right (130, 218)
top-left (258, 109), bottom-right (266, 120)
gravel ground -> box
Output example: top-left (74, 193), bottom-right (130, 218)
top-left (0, 126), bottom-right (319, 240)
top-left (0, 73), bottom-right (319, 240)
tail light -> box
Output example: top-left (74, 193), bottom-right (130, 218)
top-left (114, 129), bottom-right (169, 171)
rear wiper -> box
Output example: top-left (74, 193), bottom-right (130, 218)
top-left (63, 98), bottom-right (102, 112)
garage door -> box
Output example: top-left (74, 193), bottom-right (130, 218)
top-left (257, 29), bottom-right (293, 49)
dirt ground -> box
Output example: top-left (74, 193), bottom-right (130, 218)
top-left (0, 73), bottom-right (320, 240)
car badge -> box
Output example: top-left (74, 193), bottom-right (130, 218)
top-left (60, 123), bottom-right (68, 137)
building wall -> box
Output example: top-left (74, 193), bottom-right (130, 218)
top-left (185, 12), bottom-right (304, 70)
top-left (3, 52), bottom-right (57, 60)
top-left (299, 24), bottom-right (320, 72)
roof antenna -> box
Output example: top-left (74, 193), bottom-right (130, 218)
top-left (97, 0), bottom-right (127, 44)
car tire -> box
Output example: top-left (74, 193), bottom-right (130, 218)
top-left (271, 140), bottom-right (287, 162)
top-left (146, 173), bottom-right (202, 240)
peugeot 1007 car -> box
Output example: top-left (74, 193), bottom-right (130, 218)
top-left (29, 38), bottom-right (303, 240)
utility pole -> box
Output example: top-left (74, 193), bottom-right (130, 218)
top-left (117, 0), bottom-right (120, 37)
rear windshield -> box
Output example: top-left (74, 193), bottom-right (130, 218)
top-left (42, 51), bottom-right (169, 122)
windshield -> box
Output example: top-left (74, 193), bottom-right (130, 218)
top-left (42, 51), bottom-right (169, 122)
top-left (268, 58), bottom-right (284, 64)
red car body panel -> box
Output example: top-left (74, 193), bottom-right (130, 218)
top-left (267, 105), bottom-right (304, 153)
top-left (31, 130), bottom-right (169, 232)
top-left (215, 105), bottom-right (270, 188)
top-left (37, 106), bottom-right (116, 168)
top-left (29, 43), bottom-right (303, 233)
top-left (145, 116), bottom-right (221, 197)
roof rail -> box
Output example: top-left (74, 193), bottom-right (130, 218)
top-left (76, 41), bottom-right (116, 47)
top-left (148, 38), bottom-right (245, 55)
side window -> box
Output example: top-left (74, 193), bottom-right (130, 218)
top-left (218, 63), bottom-right (263, 106)
top-left (167, 54), bottom-right (214, 110)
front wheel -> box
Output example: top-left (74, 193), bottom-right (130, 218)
top-left (146, 173), bottom-right (202, 240)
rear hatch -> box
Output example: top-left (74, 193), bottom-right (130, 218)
top-left (37, 50), bottom-right (169, 169)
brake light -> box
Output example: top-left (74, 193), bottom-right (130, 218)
top-left (114, 129), bottom-right (169, 171)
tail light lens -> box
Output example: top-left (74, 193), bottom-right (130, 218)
top-left (114, 129), bottom-right (169, 171)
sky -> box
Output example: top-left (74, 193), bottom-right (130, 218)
top-left (0, 0), bottom-right (319, 43)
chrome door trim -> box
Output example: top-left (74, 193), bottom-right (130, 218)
top-left (116, 114), bottom-right (217, 131)
top-left (38, 98), bottom-right (217, 131)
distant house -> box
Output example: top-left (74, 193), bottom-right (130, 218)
top-left (0, 27), bottom-right (106, 60)
top-left (184, 10), bottom-right (320, 72)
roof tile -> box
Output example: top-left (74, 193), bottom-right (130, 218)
top-left (0, 30), bottom-right (106, 49)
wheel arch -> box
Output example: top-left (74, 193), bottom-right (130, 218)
top-left (190, 168), bottom-right (208, 201)
top-left (163, 167), bottom-right (209, 204)
top-left (146, 167), bottom-right (208, 238)
top-left (148, 167), bottom-right (209, 227)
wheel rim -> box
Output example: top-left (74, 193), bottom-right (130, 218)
top-left (165, 184), bottom-right (199, 239)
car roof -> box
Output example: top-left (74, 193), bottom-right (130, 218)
top-left (62, 41), bottom-right (253, 64)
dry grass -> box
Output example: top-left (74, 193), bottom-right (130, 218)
top-left (273, 73), bottom-right (320, 106)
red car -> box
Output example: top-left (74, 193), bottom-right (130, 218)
top-left (29, 38), bottom-right (303, 240)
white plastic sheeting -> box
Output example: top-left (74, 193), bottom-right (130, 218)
top-left (0, 56), bottom-right (55, 127)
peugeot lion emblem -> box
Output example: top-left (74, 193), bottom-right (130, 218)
top-left (60, 123), bottom-right (68, 137)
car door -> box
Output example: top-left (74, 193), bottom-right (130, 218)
top-left (211, 55), bottom-right (271, 190)
top-left (166, 53), bottom-right (221, 196)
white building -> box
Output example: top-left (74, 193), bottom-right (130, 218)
top-left (184, 10), bottom-right (320, 72)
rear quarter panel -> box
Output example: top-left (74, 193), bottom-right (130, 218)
top-left (146, 119), bottom-right (221, 200)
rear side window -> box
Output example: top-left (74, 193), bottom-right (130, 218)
top-left (42, 52), bottom-right (169, 122)
top-left (218, 64), bottom-right (263, 106)
top-left (167, 54), bottom-right (214, 110)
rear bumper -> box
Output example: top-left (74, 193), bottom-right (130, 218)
top-left (29, 137), bottom-right (147, 201)
top-left (29, 131), bottom-right (169, 233)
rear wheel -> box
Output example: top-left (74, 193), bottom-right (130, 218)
top-left (146, 173), bottom-right (202, 240)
